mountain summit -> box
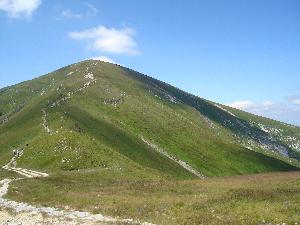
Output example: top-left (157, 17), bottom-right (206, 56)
top-left (0, 60), bottom-right (299, 178)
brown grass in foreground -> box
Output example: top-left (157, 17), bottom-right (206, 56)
top-left (5, 171), bottom-right (300, 225)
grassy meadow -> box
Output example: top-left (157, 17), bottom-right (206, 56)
top-left (6, 171), bottom-right (300, 225)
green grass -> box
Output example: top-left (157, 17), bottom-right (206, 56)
top-left (0, 168), bottom-right (22, 180)
top-left (0, 60), bottom-right (299, 178)
top-left (7, 171), bottom-right (300, 225)
top-left (0, 60), bottom-right (300, 224)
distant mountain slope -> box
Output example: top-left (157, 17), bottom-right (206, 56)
top-left (0, 60), bottom-right (299, 178)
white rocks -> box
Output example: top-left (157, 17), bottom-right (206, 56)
top-left (141, 137), bottom-right (205, 179)
top-left (61, 158), bottom-right (71, 164)
top-left (255, 122), bottom-right (300, 153)
top-left (66, 71), bottom-right (74, 76)
top-left (84, 72), bottom-right (94, 80)
top-left (166, 94), bottom-right (177, 103)
top-left (0, 210), bottom-right (95, 225)
top-left (214, 104), bottom-right (237, 118)
top-left (41, 109), bottom-right (52, 134)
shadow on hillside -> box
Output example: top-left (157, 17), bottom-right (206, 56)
top-left (123, 68), bottom-right (300, 162)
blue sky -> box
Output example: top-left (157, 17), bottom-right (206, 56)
top-left (0, 0), bottom-right (299, 125)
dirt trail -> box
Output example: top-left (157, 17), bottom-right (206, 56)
top-left (0, 154), bottom-right (155, 225)
top-left (41, 109), bottom-right (52, 134)
top-left (2, 151), bottom-right (48, 178)
top-left (0, 210), bottom-right (105, 225)
top-left (41, 65), bottom-right (98, 135)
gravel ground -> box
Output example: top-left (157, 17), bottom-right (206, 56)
top-left (0, 151), bottom-right (155, 225)
top-left (0, 209), bottom-right (107, 225)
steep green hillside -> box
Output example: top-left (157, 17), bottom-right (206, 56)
top-left (0, 60), bottom-right (299, 179)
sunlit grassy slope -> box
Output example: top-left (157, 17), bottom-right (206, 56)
top-left (0, 60), bottom-right (299, 179)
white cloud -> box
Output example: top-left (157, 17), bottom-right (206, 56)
top-left (262, 100), bottom-right (273, 107)
top-left (291, 99), bottom-right (300, 106)
top-left (227, 100), bottom-right (275, 111)
top-left (226, 100), bottom-right (254, 110)
top-left (61, 3), bottom-right (97, 19)
top-left (226, 100), bottom-right (300, 126)
top-left (91, 56), bottom-right (116, 64)
top-left (69, 25), bottom-right (139, 55)
top-left (0, 0), bottom-right (41, 19)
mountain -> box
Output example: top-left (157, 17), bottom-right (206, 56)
top-left (0, 60), bottom-right (299, 179)
top-left (1, 60), bottom-right (300, 225)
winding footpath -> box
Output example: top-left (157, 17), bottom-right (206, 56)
top-left (2, 152), bottom-right (48, 178)
top-left (0, 154), bottom-right (155, 225)
top-left (41, 65), bottom-right (98, 136)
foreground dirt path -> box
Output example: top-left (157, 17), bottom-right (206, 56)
top-left (0, 210), bottom-right (108, 225)
top-left (0, 155), bottom-right (155, 225)
top-left (0, 179), bottom-right (133, 225)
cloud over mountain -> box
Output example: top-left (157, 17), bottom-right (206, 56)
top-left (69, 25), bottom-right (139, 55)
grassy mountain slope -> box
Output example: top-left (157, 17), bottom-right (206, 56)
top-left (1, 60), bottom-right (300, 225)
top-left (0, 60), bottom-right (299, 179)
